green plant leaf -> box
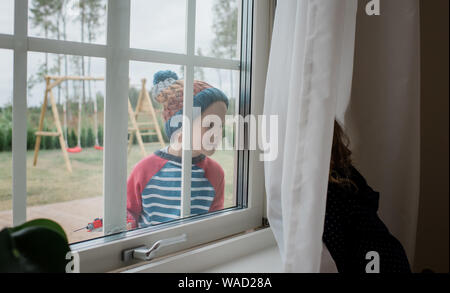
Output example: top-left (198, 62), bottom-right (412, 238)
top-left (9, 218), bottom-right (68, 242)
top-left (0, 228), bottom-right (41, 273)
top-left (11, 226), bottom-right (71, 273)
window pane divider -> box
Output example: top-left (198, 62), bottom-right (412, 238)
top-left (27, 37), bottom-right (107, 58)
top-left (1, 38), bottom-right (241, 72)
top-left (0, 34), bottom-right (14, 49)
top-left (12, 0), bottom-right (28, 226)
top-left (103, 0), bottom-right (131, 235)
top-left (129, 47), bottom-right (240, 70)
top-left (180, 0), bottom-right (197, 218)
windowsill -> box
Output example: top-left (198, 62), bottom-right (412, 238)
top-left (202, 244), bottom-right (281, 273)
top-left (119, 227), bottom-right (280, 273)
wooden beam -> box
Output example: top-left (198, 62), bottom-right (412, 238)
top-left (33, 78), bottom-right (50, 167)
top-left (45, 75), bottom-right (105, 81)
top-left (48, 89), bottom-right (72, 173)
top-left (35, 131), bottom-right (60, 137)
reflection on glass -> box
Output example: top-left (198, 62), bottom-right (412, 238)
top-left (130, 0), bottom-right (186, 53)
top-left (0, 49), bottom-right (13, 230)
top-left (196, 0), bottom-right (241, 60)
top-left (27, 52), bottom-right (105, 244)
top-left (0, 0), bottom-right (14, 35)
top-left (28, 0), bottom-right (107, 44)
top-left (195, 67), bottom-right (239, 210)
top-left (126, 66), bottom-right (237, 229)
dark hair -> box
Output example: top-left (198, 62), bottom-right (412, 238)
top-left (329, 120), bottom-right (357, 189)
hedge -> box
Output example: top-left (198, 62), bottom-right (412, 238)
top-left (0, 126), bottom-right (104, 152)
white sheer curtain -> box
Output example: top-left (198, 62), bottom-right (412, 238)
top-left (263, 0), bottom-right (358, 273)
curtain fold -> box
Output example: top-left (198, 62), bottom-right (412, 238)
top-left (263, 0), bottom-right (358, 272)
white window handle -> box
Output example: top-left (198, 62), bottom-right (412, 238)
top-left (122, 234), bottom-right (187, 262)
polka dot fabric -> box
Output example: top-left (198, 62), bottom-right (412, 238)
top-left (322, 165), bottom-right (411, 273)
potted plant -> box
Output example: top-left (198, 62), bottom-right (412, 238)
top-left (0, 219), bottom-right (71, 273)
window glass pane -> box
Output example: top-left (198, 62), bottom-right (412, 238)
top-left (28, 0), bottom-right (107, 45)
top-left (126, 63), bottom-right (239, 231)
top-left (196, 0), bottom-right (241, 60)
top-left (130, 0), bottom-right (186, 53)
top-left (127, 62), bottom-right (181, 229)
top-left (127, 61), bottom-right (180, 172)
top-left (27, 52), bottom-right (105, 244)
top-left (0, 49), bottom-right (13, 229)
top-left (0, 0), bottom-right (14, 35)
top-left (194, 67), bottom-right (239, 209)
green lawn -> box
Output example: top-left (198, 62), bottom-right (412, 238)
top-left (0, 146), bottom-right (236, 211)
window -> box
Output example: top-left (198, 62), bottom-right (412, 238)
top-left (123, 0), bottom-right (246, 234)
top-left (1, 0), bottom-right (271, 272)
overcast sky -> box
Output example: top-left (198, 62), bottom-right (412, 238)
top-left (0, 0), bottom-right (239, 108)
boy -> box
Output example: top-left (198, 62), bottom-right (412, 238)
top-left (127, 70), bottom-right (229, 229)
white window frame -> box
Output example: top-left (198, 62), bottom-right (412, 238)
top-left (1, 0), bottom-right (272, 272)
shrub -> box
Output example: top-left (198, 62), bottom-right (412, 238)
top-left (43, 128), bottom-right (54, 150)
top-left (86, 127), bottom-right (95, 147)
top-left (53, 130), bottom-right (61, 149)
top-left (69, 129), bottom-right (77, 148)
top-left (5, 127), bottom-right (12, 151)
top-left (97, 126), bottom-right (103, 147)
top-left (0, 128), bottom-right (5, 152)
top-left (27, 128), bottom-right (36, 150)
top-left (80, 128), bottom-right (87, 148)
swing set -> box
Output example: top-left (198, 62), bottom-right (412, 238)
top-left (33, 76), bottom-right (165, 173)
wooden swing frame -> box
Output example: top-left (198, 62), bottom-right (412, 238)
top-left (33, 76), bottom-right (104, 173)
top-left (33, 76), bottom-right (165, 172)
top-left (128, 78), bottom-right (166, 158)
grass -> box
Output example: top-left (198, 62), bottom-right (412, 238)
top-left (0, 145), bottom-right (236, 212)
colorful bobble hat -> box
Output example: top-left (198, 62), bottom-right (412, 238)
top-left (151, 70), bottom-right (229, 139)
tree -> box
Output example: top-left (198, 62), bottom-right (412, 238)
top-left (75, 0), bottom-right (88, 105)
top-left (211, 0), bottom-right (238, 59)
top-left (0, 128), bottom-right (5, 152)
top-left (80, 127), bottom-right (87, 148)
top-left (29, 0), bottom-right (61, 103)
top-left (69, 128), bottom-right (77, 148)
top-left (30, 0), bottom-right (59, 74)
top-left (49, 0), bottom-right (64, 105)
top-left (59, 0), bottom-right (71, 118)
top-left (86, 127), bottom-right (95, 147)
top-left (85, 0), bottom-right (105, 101)
top-left (85, 0), bottom-right (106, 147)
top-left (210, 0), bottom-right (239, 98)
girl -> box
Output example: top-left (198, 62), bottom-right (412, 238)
top-left (323, 120), bottom-right (411, 273)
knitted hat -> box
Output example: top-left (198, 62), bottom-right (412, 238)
top-left (151, 70), bottom-right (229, 139)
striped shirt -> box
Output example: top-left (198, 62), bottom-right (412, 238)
top-left (127, 149), bottom-right (225, 228)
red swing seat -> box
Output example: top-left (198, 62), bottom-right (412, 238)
top-left (94, 145), bottom-right (104, 151)
top-left (67, 146), bottom-right (83, 153)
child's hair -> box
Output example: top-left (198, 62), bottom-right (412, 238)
top-left (329, 120), bottom-right (357, 190)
